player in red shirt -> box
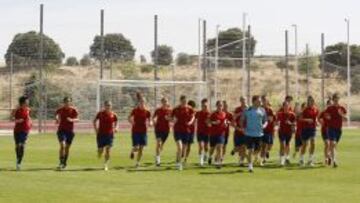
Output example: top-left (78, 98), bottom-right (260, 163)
top-left (11, 96), bottom-right (32, 170)
top-left (128, 97), bottom-right (151, 168)
top-left (194, 98), bottom-right (210, 166)
top-left (208, 100), bottom-right (228, 168)
top-left (55, 97), bottom-right (79, 170)
top-left (152, 97), bottom-right (172, 166)
top-left (93, 101), bottom-right (118, 171)
top-left (318, 99), bottom-right (332, 164)
top-left (171, 95), bottom-right (195, 170)
top-left (276, 101), bottom-right (296, 166)
top-left (230, 96), bottom-right (248, 166)
top-left (260, 95), bottom-right (276, 165)
top-left (293, 102), bottom-right (306, 158)
top-left (299, 96), bottom-right (319, 166)
top-left (325, 93), bottom-right (347, 167)
top-left (222, 101), bottom-right (233, 161)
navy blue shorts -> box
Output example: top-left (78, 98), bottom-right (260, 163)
top-left (57, 131), bottom-right (75, 145)
top-left (14, 132), bottom-right (28, 145)
top-left (328, 128), bottom-right (342, 143)
top-left (295, 137), bottom-right (302, 148)
top-left (155, 131), bottom-right (169, 143)
top-left (174, 132), bottom-right (193, 144)
top-left (209, 136), bottom-right (225, 147)
top-left (246, 136), bottom-right (262, 151)
top-left (132, 133), bottom-right (147, 147)
top-left (262, 133), bottom-right (274, 145)
top-left (97, 135), bottom-right (114, 148)
top-left (301, 128), bottom-right (316, 141)
top-left (279, 134), bottom-right (292, 145)
top-left (234, 135), bottom-right (247, 147)
top-left (197, 133), bottom-right (209, 143)
top-left (189, 133), bottom-right (195, 144)
top-left (321, 130), bottom-right (329, 141)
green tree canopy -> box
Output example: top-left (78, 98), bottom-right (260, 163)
top-left (151, 45), bottom-right (173, 66)
top-left (65, 56), bottom-right (79, 66)
top-left (5, 31), bottom-right (64, 68)
top-left (207, 28), bottom-right (256, 67)
top-left (324, 43), bottom-right (360, 77)
top-left (90, 33), bottom-right (136, 62)
top-left (176, 52), bottom-right (191, 66)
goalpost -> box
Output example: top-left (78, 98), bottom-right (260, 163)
top-left (96, 79), bottom-right (208, 114)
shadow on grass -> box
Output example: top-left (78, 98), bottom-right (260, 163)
top-left (199, 169), bottom-right (244, 175)
top-left (63, 167), bottom-right (109, 172)
top-left (126, 166), bottom-right (173, 172)
top-left (0, 167), bottom-right (55, 172)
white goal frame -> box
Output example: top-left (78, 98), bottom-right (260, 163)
top-left (96, 79), bottom-right (208, 111)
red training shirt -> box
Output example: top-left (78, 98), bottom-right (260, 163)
top-left (301, 106), bottom-right (319, 129)
top-left (277, 110), bottom-right (296, 135)
top-left (95, 110), bottom-right (118, 136)
top-left (154, 107), bottom-right (172, 133)
top-left (14, 106), bottom-right (31, 133)
top-left (210, 111), bottom-right (227, 136)
top-left (56, 106), bottom-right (78, 132)
top-left (325, 105), bottom-right (346, 129)
top-left (195, 110), bottom-right (210, 135)
top-left (172, 105), bottom-right (195, 134)
top-left (263, 106), bottom-right (276, 134)
top-left (234, 106), bottom-right (246, 136)
top-left (130, 107), bottom-right (151, 134)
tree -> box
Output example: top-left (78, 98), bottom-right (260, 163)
top-left (206, 28), bottom-right (256, 67)
top-left (4, 31), bottom-right (64, 68)
top-left (65, 56), bottom-right (79, 66)
top-left (176, 52), bottom-right (191, 66)
top-left (151, 45), bottom-right (173, 66)
top-left (80, 54), bottom-right (92, 66)
top-left (298, 49), bottom-right (318, 75)
top-left (324, 43), bottom-right (360, 78)
top-left (89, 33), bottom-right (136, 62)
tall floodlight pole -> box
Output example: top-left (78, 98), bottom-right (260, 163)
top-left (100, 9), bottom-right (104, 79)
top-left (285, 30), bottom-right (289, 96)
top-left (202, 20), bottom-right (207, 82)
top-left (345, 18), bottom-right (351, 127)
top-left (10, 53), bottom-right (14, 109)
top-left (197, 18), bottom-right (202, 103)
top-left (214, 25), bottom-right (220, 102)
top-left (38, 4), bottom-right (44, 133)
top-left (305, 43), bottom-right (310, 96)
top-left (154, 15), bottom-right (159, 107)
top-left (321, 33), bottom-right (325, 109)
top-left (292, 24), bottom-right (299, 100)
top-left (241, 13), bottom-right (247, 99)
top-left (247, 25), bottom-right (251, 103)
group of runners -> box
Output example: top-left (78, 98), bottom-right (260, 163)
top-left (10, 92), bottom-right (347, 172)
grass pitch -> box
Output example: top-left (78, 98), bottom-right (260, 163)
top-left (0, 129), bottom-right (359, 203)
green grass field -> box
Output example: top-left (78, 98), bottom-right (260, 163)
top-left (0, 129), bottom-right (359, 203)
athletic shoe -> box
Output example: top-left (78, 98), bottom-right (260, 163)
top-left (208, 157), bottom-right (212, 165)
top-left (16, 163), bottom-right (21, 171)
top-left (177, 163), bottom-right (183, 171)
top-left (266, 152), bottom-right (270, 159)
top-left (259, 160), bottom-right (264, 167)
top-left (135, 162), bottom-right (140, 169)
top-left (285, 159), bottom-right (291, 165)
top-left (299, 159), bottom-right (305, 167)
top-left (130, 152), bottom-right (135, 160)
top-left (155, 156), bottom-right (161, 167)
top-left (307, 160), bottom-right (314, 167)
top-left (333, 161), bottom-right (338, 168)
top-left (104, 164), bottom-right (109, 171)
top-left (248, 164), bottom-right (254, 173)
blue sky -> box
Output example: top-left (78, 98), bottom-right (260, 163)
top-left (0, 0), bottom-right (358, 62)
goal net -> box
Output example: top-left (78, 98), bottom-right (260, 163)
top-left (96, 79), bottom-right (208, 120)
